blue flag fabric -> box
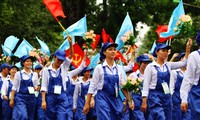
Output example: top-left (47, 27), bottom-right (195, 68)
top-left (1, 45), bottom-right (13, 56)
top-left (119, 59), bottom-right (127, 80)
top-left (59, 36), bottom-right (75, 50)
top-left (36, 36), bottom-right (50, 56)
top-left (160, 0), bottom-right (185, 38)
top-left (115, 13), bottom-right (134, 50)
top-left (14, 39), bottom-right (34, 58)
top-left (148, 40), bottom-right (156, 54)
top-left (62, 16), bottom-right (87, 39)
top-left (88, 53), bottom-right (100, 69)
top-left (4, 35), bottom-right (19, 51)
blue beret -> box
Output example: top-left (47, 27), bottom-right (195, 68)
top-left (20, 55), bottom-right (35, 66)
top-left (100, 42), bottom-right (118, 61)
top-left (0, 63), bottom-right (10, 72)
top-left (54, 49), bottom-right (66, 61)
top-left (35, 64), bottom-right (43, 70)
top-left (153, 43), bottom-right (171, 57)
top-left (177, 52), bottom-right (185, 60)
top-left (136, 55), bottom-right (152, 63)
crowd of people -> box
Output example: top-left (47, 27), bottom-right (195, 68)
top-left (0, 31), bottom-right (200, 120)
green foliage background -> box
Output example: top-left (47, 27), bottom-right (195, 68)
top-left (0, 0), bottom-right (200, 60)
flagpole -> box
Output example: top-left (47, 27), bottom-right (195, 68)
top-left (56, 18), bottom-right (69, 36)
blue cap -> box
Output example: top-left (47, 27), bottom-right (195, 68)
top-left (35, 64), bottom-right (43, 70)
top-left (177, 52), bottom-right (185, 60)
top-left (153, 43), bottom-right (171, 57)
top-left (54, 50), bottom-right (66, 61)
top-left (20, 55), bottom-right (35, 66)
top-left (0, 63), bottom-right (10, 72)
top-left (100, 42), bottom-right (118, 61)
top-left (9, 65), bottom-right (19, 71)
top-left (196, 30), bottom-right (200, 46)
top-left (82, 67), bottom-right (93, 73)
top-left (136, 55), bottom-right (152, 63)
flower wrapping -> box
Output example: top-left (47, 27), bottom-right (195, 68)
top-left (121, 77), bottom-right (143, 93)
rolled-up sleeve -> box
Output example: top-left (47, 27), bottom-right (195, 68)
top-left (170, 70), bottom-right (177, 95)
top-left (41, 68), bottom-right (49, 92)
top-left (73, 82), bottom-right (80, 109)
top-left (12, 72), bottom-right (20, 91)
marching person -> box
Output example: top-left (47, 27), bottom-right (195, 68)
top-left (141, 39), bottom-right (192, 120)
top-left (66, 51), bottom-right (88, 120)
top-left (83, 42), bottom-right (133, 120)
top-left (170, 52), bottom-right (191, 120)
top-left (1, 65), bottom-right (18, 120)
top-left (0, 63), bottom-right (10, 119)
top-left (180, 31), bottom-right (200, 120)
top-left (41, 36), bottom-right (74, 119)
top-left (9, 55), bottom-right (39, 120)
top-left (73, 67), bottom-right (94, 120)
top-left (129, 54), bottom-right (152, 120)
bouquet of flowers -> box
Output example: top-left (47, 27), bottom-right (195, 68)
top-left (174, 15), bottom-right (195, 38)
top-left (0, 54), bottom-right (7, 64)
top-left (121, 77), bottom-right (143, 94)
top-left (83, 30), bottom-right (96, 49)
top-left (29, 48), bottom-right (44, 64)
top-left (120, 30), bottom-right (136, 46)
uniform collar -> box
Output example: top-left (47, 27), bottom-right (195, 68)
top-left (102, 60), bottom-right (117, 69)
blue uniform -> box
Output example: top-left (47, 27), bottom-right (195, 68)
top-left (45, 69), bottom-right (69, 119)
top-left (95, 66), bottom-right (123, 120)
top-left (66, 78), bottom-right (78, 120)
top-left (148, 65), bottom-right (172, 120)
top-left (12, 72), bottom-right (36, 120)
top-left (129, 72), bottom-right (145, 120)
top-left (2, 80), bottom-right (13, 120)
top-left (0, 77), bottom-right (3, 119)
top-left (172, 71), bottom-right (191, 120)
top-left (74, 81), bottom-right (90, 120)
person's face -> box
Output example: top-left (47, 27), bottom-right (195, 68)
top-left (83, 70), bottom-right (91, 78)
top-left (35, 69), bottom-right (41, 74)
top-left (140, 62), bottom-right (150, 70)
top-left (54, 57), bottom-right (64, 67)
top-left (9, 67), bottom-right (18, 76)
top-left (103, 46), bottom-right (117, 59)
top-left (2, 67), bottom-right (9, 75)
top-left (156, 48), bottom-right (169, 60)
top-left (23, 58), bottom-right (33, 68)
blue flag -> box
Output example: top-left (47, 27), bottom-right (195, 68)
top-left (88, 53), bottom-right (100, 68)
top-left (4, 35), bottom-right (19, 51)
top-left (59, 36), bottom-right (75, 50)
top-left (1, 45), bottom-right (13, 56)
top-left (115, 13), bottom-right (134, 50)
top-left (148, 40), bottom-right (156, 54)
top-left (14, 39), bottom-right (34, 58)
top-left (160, 0), bottom-right (185, 38)
top-left (36, 36), bottom-right (50, 56)
top-left (62, 16), bottom-right (87, 39)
